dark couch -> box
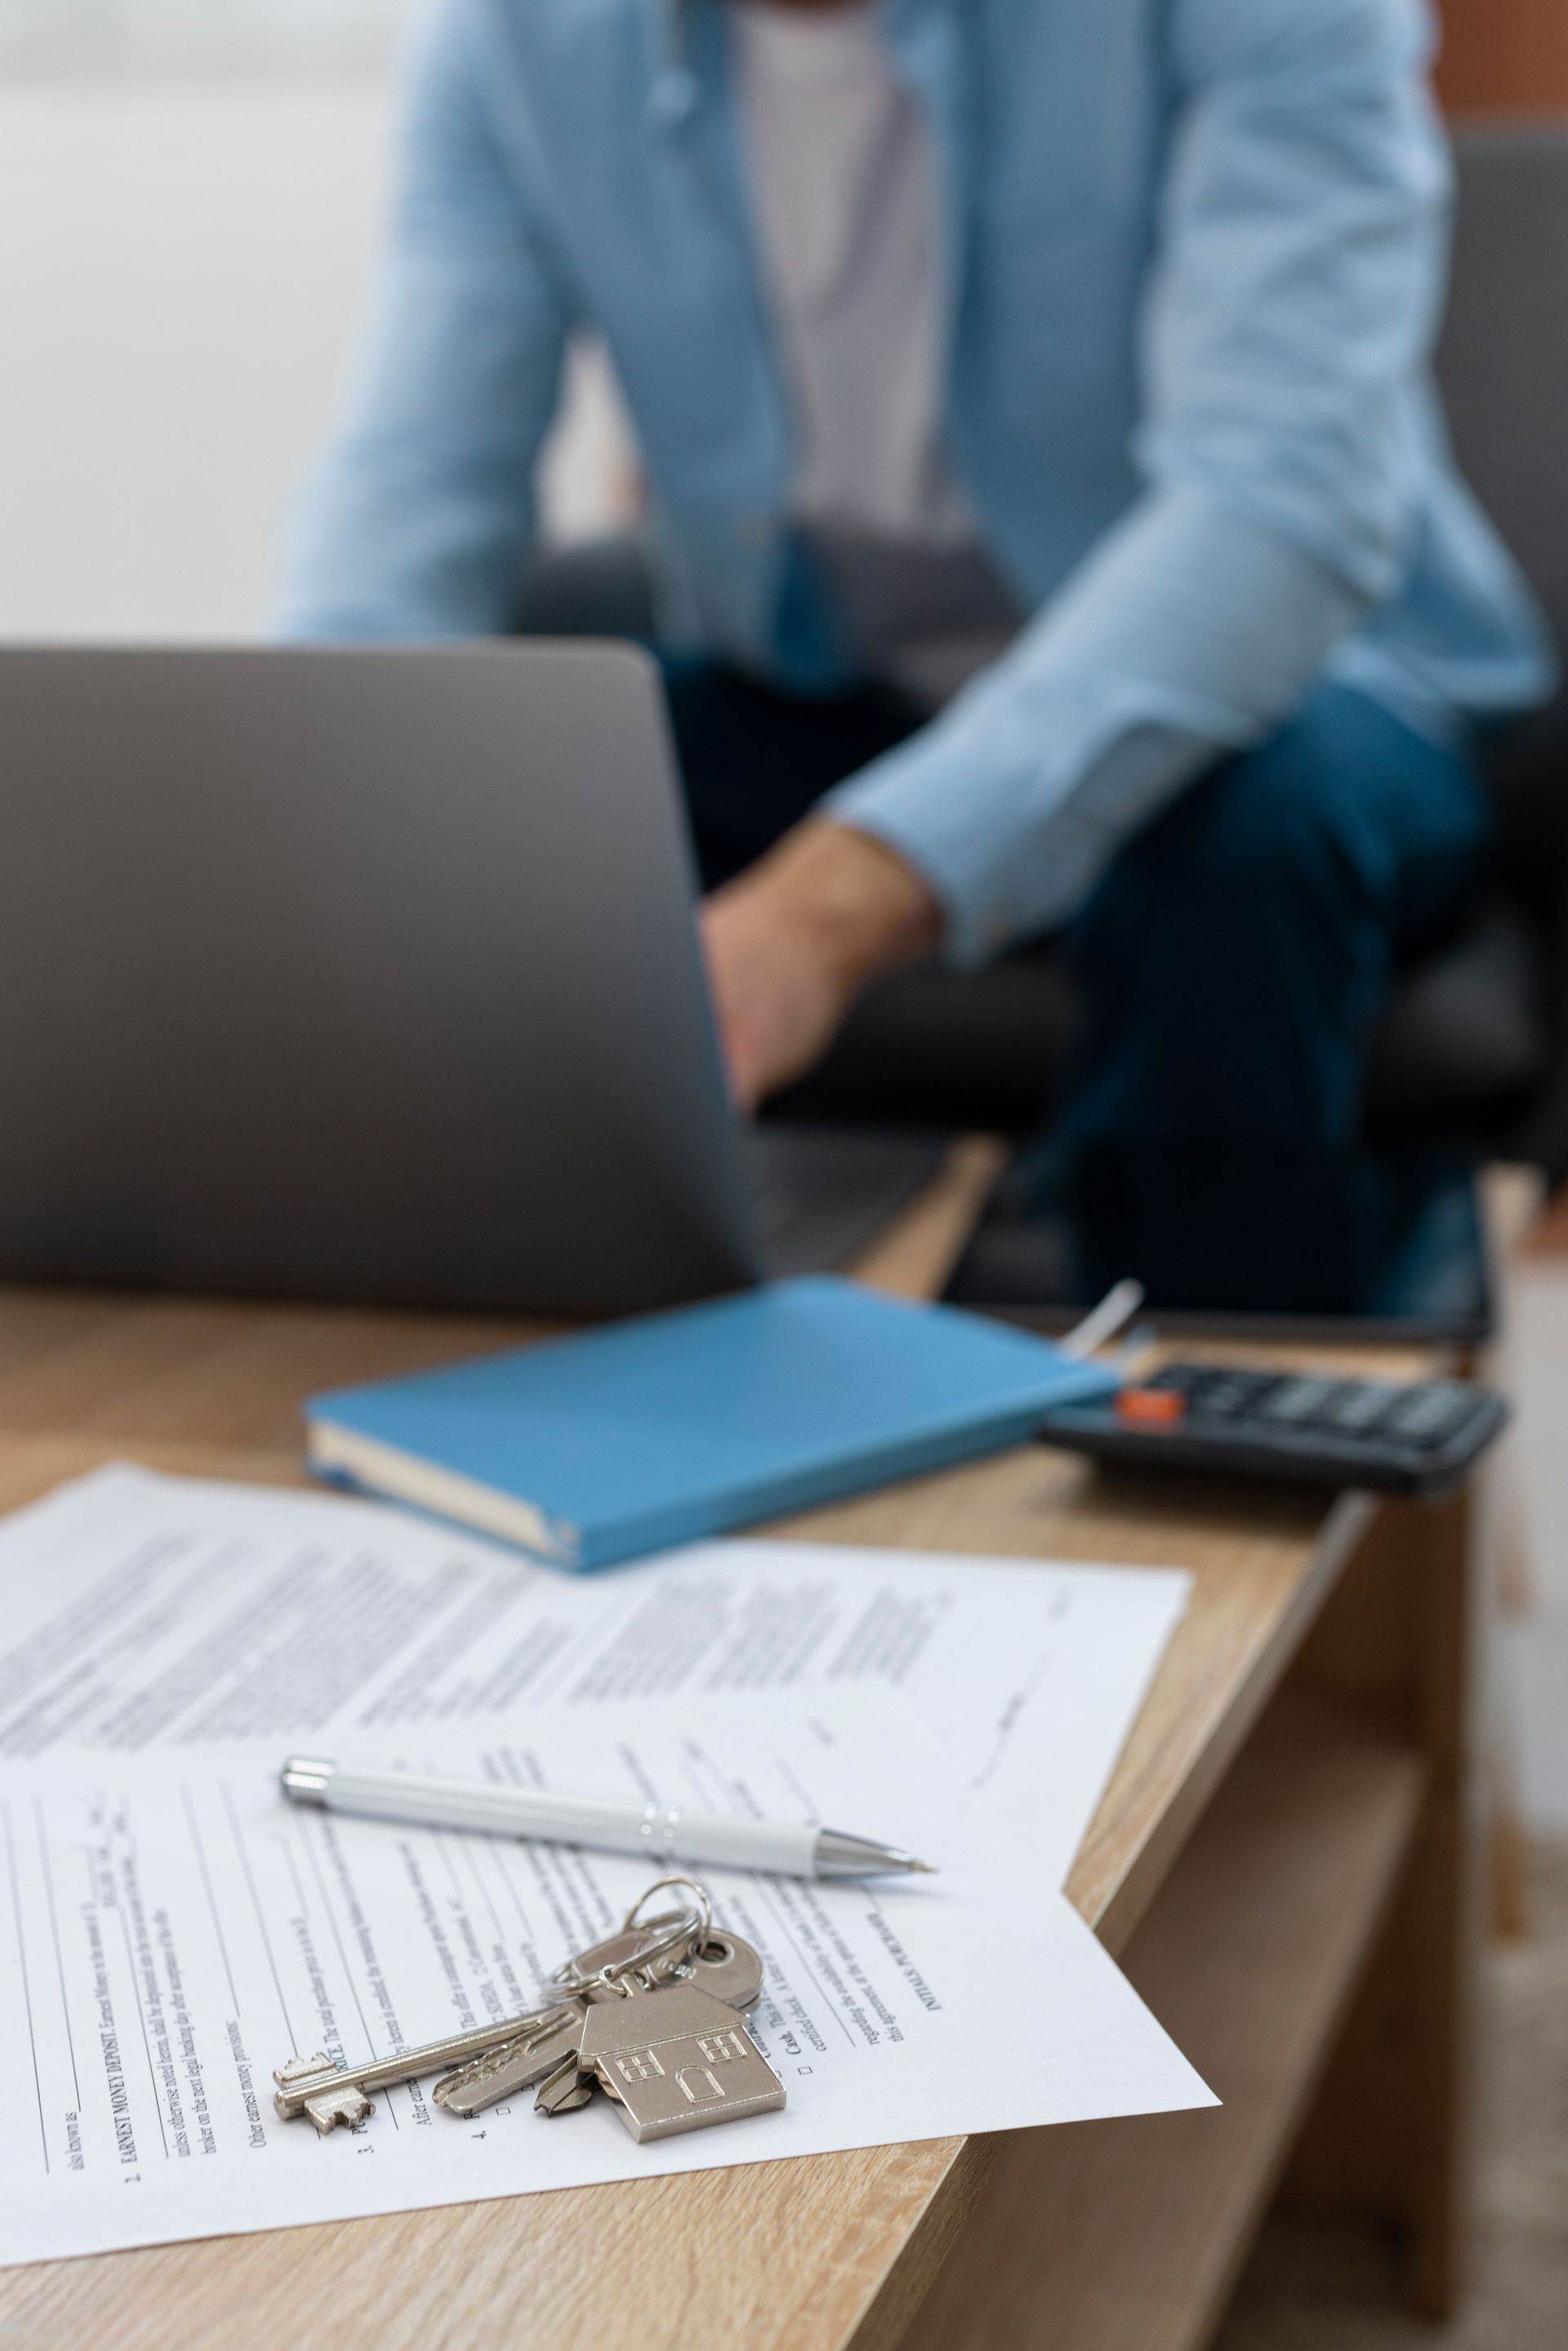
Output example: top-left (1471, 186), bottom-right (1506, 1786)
top-left (520, 131), bottom-right (1568, 1176)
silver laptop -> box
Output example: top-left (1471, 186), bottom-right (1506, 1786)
top-left (0, 643), bottom-right (940, 1316)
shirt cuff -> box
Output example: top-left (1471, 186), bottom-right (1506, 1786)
top-left (826, 487), bottom-right (1367, 964)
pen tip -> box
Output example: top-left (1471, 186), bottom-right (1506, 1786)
top-left (908, 1858), bottom-right (939, 1874)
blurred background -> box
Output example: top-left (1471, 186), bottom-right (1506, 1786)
top-left (1, 0), bottom-right (1562, 639)
top-left (0, 0), bottom-right (637, 642)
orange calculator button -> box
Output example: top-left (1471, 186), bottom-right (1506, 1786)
top-left (1116, 1387), bottom-right (1188, 1427)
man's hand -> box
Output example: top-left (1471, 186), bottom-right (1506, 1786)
top-left (700, 820), bottom-right (942, 1110)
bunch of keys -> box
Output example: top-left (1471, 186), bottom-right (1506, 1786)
top-left (274, 1878), bottom-right (786, 2146)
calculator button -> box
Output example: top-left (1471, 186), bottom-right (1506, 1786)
top-left (1189, 1383), bottom-right (1245, 1420)
top-left (1321, 1383), bottom-right (1404, 1432)
top-left (1118, 1387), bottom-right (1188, 1427)
top-left (1381, 1386), bottom-right (1478, 1446)
top-left (1299, 1382), bottom-right (1381, 1429)
top-left (1187, 1373), bottom-right (1278, 1420)
top-left (1259, 1378), bottom-right (1341, 1426)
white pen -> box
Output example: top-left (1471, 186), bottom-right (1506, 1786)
top-left (279, 1756), bottom-right (936, 1881)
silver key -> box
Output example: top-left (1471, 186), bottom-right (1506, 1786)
top-left (275, 1913), bottom-right (699, 2132)
top-left (434, 1922), bottom-right (669, 2120)
top-left (578, 1975), bottom-right (786, 2144)
top-left (560, 1919), bottom-right (764, 2012)
top-left (555, 1920), bottom-right (690, 1988)
top-left (683, 1930), bottom-right (765, 2014)
top-left (273, 2066), bottom-right (376, 2135)
top-left (534, 2056), bottom-right (596, 2116)
top-left (434, 2004), bottom-right (591, 2118)
top-left (434, 1920), bottom-right (768, 2119)
top-left (274, 2000), bottom-right (576, 2134)
top-left (274, 1880), bottom-right (778, 2141)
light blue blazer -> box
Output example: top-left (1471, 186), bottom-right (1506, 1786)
top-left (278, 0), bottom-right (1555, 961)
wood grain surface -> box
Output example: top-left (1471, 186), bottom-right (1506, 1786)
top-left (897, 1693), bottom-right (1428, 2351)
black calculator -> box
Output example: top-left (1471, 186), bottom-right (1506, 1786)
top-left (1036, 1362), bottom-right (1510, 1496)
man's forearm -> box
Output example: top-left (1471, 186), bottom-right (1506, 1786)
top-left (700, 819), bottom-right (942, 1108)
top-left (737, 819), bottom-right (943, 991)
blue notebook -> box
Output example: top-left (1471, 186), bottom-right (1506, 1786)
top-left (305, 1276), bottom-right (1120, 1572)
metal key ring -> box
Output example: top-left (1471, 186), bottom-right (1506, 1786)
top-left (548, 1878), bottom-right (713, 1998)
top-left (622, 1877), bottom-right (713, 1946)
top-left (592, 1877), bottom-right (711, 1993)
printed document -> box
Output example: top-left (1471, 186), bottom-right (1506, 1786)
top-left (0, 1689), bottom-right (1214, 2265)
top-left (0, 1463), bottom-right (1200, 2264)
top-left (0, 1464), bottom-right (1191, 1886)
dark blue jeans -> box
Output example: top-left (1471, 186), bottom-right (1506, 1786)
top-left (662, 661), bottom-right (1490, 1156)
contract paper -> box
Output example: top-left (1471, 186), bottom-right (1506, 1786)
top-left (0, 1690), bottom-right (1214, 2265)
top-left (0, 1464), bottom-right (1190, 1886)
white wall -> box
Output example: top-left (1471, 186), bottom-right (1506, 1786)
top-left (1505, 1262), bottom-right (1568, 1831)
top-left (0, 82), bottom-right (632, 642)
top-left (0, 0), bottom-right (406, 77)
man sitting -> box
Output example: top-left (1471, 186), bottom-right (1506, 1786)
top-left (279, 0), bottom-right (1552, 1205)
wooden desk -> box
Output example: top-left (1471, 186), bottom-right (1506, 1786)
top-left (0, 1204), bottom-right (1481, 2351)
